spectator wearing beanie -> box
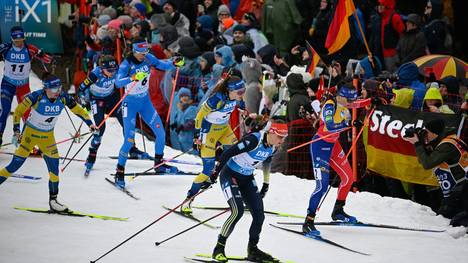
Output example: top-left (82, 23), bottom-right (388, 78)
top-left (131, 2), bottom-right (147, 20)
top-left (169, 87), bottom-right (198, 152)
top-left (131, 20), bottom-right (151, 39)
top-left (397, 13), bottom-right (427, 65)
top-left (163, 1), bottom-right (190, 37)
top-left (232, 24), bottom-right (249, 45)
top-left (197, 52), bottom-right (216, 101)
top-left (160, 25), bottom-right (180, 55)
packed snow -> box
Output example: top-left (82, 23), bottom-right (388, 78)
top-left (0, 71), bottom-right (467, 263)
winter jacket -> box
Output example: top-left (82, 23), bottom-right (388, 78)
top-left (257, 44), bottom-right (289, 76)
top-left (240, 57), bottom-right (262, 114)
top-left (397, 28), bottom-right (427, 64)
top-left (169, 12), bottom-right (190, 37)
top-left (215, 45), bottom-right (236, 68)
top-left (396, 62), bottom-right (426, 110)
top-left (369, 0), bottom-right (404, 59)
top-left (261, 0), bottom-right (303, 56)
top-left (286, 73), bottom-right (313, 121)
top-left (246, 28), bottom-right (269, 53)
top-left (392, 88), bottom-right (415, 109)
top-left (357, 56), bottom-right (382, 80)
top-left (423, 0), bottom-right (451, 54)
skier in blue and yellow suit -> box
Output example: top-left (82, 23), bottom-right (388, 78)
top-left (181, 75), bottom-right (246, 214)
top-left (0, 73), bottom-right (97, 212)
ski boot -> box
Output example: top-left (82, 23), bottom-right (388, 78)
top-left (84, 148), bottom-right (97, 176)
top-left (247, 243), bottom-right (279, 263)
top-left (114, 165), bottom-right (126, 189)
top-left (154, 154), bottom-right (179, 174)
top-left (180, 197), bottom-right (193, 215)
top-left (212, 237), bottom-right (228, 263)
top-left (331, 200), bottom-right (357, 223)
top-left (49, 196), bottom-right (69, 212)
top-left (303, 213), bottom-right (320, 236)
top-left (129, 146), bottom-right (150, 160)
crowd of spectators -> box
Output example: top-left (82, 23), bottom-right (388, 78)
top-left (60, 0), bottom-right (466, 216)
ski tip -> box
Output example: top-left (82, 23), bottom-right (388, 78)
top-left (155, 242), bottom-right (161, 246)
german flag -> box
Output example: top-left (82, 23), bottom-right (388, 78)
top-left (325, 0), bottom-right (356, 54)
top-left (305, 41), bottom-right (321, 76)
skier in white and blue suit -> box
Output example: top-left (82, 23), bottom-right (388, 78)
top-left (211, 119), bottom-right (288, 263)
top-left (113, 37), bottom-right (183, 188)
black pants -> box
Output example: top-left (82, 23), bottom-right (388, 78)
top-left (219, 166), bottom-right (264, 245)
top-left (89, 91), bottom-right (124, 150)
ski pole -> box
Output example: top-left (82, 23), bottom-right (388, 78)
top-left (64, 107), bottom-right (79, 134)
top-left (287, 127), bottom-right (352, 153)
top-left (61, 82), bottom-right (138, 172)
top-left (139, 116), bottom-right (146, 153)
top-left (48, 81), bottom-right (137, 149)
top-left (62, 121), bottom-right (84, 164)
top-left (49, 131), bottom-right (92, 148)
top-left (165, 68), bottom-right (180, 124)
top-left (89, 187), bottom-right (210, 263)
top-left (344, 107), bottom-right (375, 160)
top-left (155, 208), bottom-right (230, 246)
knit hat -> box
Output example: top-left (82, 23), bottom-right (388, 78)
top-left (217, 5), bottom-right (231, 16)
top-left (108, 19), bottom-right (123, 31)
top-left (118, 15), bottom-right (133, 29)
top-left (424, 119), bottom-right (445, 135)
top-left (232, 24), bottom-right (247, 33)
top-left (134, 3), bottom-right (147, 15)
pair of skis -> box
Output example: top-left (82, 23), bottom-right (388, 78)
top-left (13, 207), bottom-right (128, 221)
top-left (184, 254), bottom-right (290, 263)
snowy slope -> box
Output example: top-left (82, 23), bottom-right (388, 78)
top-left (0, 71), bottom-right (467, 263)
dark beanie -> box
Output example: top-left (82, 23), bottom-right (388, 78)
top-left (425, 119), bottom-right (445, 135)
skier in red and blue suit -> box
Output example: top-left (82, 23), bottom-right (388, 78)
top-left (303, 84), bottom-right (363, 236)
top-left (0, 26), bottom-right (53, 146)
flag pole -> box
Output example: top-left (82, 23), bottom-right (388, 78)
top-left (352, 10), bottom-right (375, 68)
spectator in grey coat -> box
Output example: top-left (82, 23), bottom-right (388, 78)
top-left (397, 14), bottom-right (428, 65)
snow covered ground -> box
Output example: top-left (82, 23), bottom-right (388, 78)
top-left (0, 70), bottom-right (467, 263)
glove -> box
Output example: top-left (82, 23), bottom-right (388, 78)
top-left (201, 172), bottom-right (218, 190)
top-left (11, 130), bottom-right (21, 147)
top-left (260, 183), bottom-right (269, 198)
top-left (193, 129), bottom-right (202, 151)
top-left (89, 124), bottom-right (99, 134)
top-left (131, 72), bottom-right (147, 81)
top-left (371, 97), bottom-right (382, 106)
top-left (173, 56), bottom-right (185, 67)
top-left (348, 119), bottom-right (363, 129)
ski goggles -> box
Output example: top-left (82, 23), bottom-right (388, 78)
top-left (132, 42), bottom-right (149, 54)
top-left (101, 60), bottom-right (118, 72)
top-left (43, 77), bottom-right (62, 93)
top-left (11, 30), bottom-right (25, 40)
top-left (269, 122), bottom-right (288, 137)
top-left (337, 87), bottom-right (357, 101)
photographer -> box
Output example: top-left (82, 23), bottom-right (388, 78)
top-left (404, 119), bottom-right (468, 227)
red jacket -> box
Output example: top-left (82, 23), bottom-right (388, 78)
top-left (378, 0), bottom-right (405, 57)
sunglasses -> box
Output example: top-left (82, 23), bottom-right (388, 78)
top-left (104, 67), bottom-right (117, 73)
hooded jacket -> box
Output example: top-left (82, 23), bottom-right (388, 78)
top-left (422, 87), bottom-right (454, 114)
top-left (369, 0), bottom-right (405, 58)
top-left (286, 73), bottom-right (313, 121)
top-left (215, 45), bottom-right (235, 67)
top-left (240, 57), bottom-right (262, 113)
top-left (397, 62), bottom-right (426, 110)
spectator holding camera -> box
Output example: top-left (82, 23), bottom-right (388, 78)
top-left (403, 119), bottom-right (468, 226)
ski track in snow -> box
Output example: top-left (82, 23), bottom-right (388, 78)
top-left (0, 67), bottom-right (467, 263)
